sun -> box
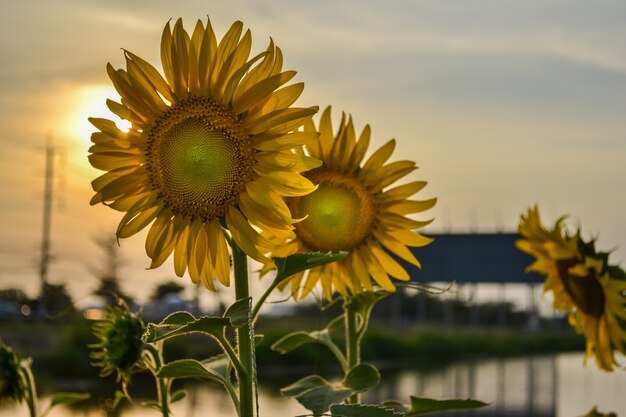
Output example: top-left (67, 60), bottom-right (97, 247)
top-left (68, 85), bottom-right (132, 143)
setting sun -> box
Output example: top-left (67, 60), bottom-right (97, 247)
top-left (68, 85), bottom-right (131, 143)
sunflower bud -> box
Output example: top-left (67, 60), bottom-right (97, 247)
top-left (90, 304), bottom-right (145, 384)
top-left (0, 341), bottom-right (26, 404)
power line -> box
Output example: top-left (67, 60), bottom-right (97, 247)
top-left (37, 137), bottom-right (55, 319)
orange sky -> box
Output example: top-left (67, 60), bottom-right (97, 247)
top-left (1, 1), bottom-right (625, 307)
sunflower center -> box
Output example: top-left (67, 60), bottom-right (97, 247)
top-left (146, 97), bottom-right (254, 221)
top-left (290, 170), bottom-right (376, 252)
top-left (557, 259), bottom-right (606, 318)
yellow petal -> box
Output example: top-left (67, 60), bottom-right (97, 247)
top-left (370, 243), bottom-right (410, 281)
top-left (173, 222), bottom-right (190, 277)
top-left (383, 198), bottom-right (438, 215)
top-left (361, 247), bottom-right (395, 292)
top-left (117, 204), bottom-right (162, 239)
top-left (226, 206), bottom-right (270, 263)
top-left (374, 229), bottom-right (422, 268)
top-left (349, 124), bottom-right (371, 170)
top-left (380, 181), bottom-right (428, 202)
top-left (367, 161), bottom-right (416, 192)
top-left (252, 131), bottom-right (319, 151)
top-left (245, 181), bottom-right (292, 223)
top-left (256, 172), bottom-right (317, 197)
top-left (386, 229), bottom-right (433, 248)
top-left (362, 139), bottom-right (396, 174)
top-left (207, 219), bottom-right (231, 286)
top-left (317, 106), bottom-right (334, 160)
top-left (233, 71), bottom-right (296, 115)
top-left (149, 219), bottom-right (177, 269)
top-left (88, 152), bottom-right (143, 171)
top-left (350, 251), bottom-right (374, 292)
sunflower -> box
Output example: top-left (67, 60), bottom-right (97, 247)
top-left (90, 304), bottom-right (146, 384)
top-left (88, 18), bottom-right (320, 290)
top-left (517, 206), bottom-right (626, 371)
top-left (266, 107), bottom-right (436, 300)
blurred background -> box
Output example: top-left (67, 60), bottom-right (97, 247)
top-left (1, 1), bottom-right (625, 416)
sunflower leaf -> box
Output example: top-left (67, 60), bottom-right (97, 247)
top-left (160, 311), bottom-right (197, 325)
top-left (271, 329), bottom-right (335, 354)
top-left (272, 252), bottom-right (348, 283)
top-left (157, 355), bottom-right (231, 386)
top-left (405, 397), bottom-right (489, 416)
top-left (343, 364), bottom-right (380, 393)
top-left (345, 291), bottom-right (390, 321)
top-left (279, 364), bottom-right (379, 415)
top-left (280, 375), bottom-right (353, 415)
top-left (143, 316), bottom-right (231, 343)
top-left (330, 403), bottom-right (403, 417)
top-left (224, 297), bottom-right (251, 328)
top-left (41, 392), bottom-right (91, 417)
top-left (170, 390), bottom-right (187, 403)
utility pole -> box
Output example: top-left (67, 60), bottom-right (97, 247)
top-left (37, 140), bottom-right (54, 319)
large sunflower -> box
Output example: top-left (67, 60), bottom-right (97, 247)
top-left (517, 206), bottom-right (626, 371)
top-left (266, 107), bottom-right (436, 300)
top-left (88, 19), bottom-right (320, 290)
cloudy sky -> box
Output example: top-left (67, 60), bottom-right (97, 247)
top-left (1, 0), bottom-right (625, 307)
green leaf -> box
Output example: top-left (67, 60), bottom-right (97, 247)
top-left (170, 390), bottom-right (186, 403)
top-left (281, 375), bottom-right (353, 416)
top-left (48, 392), bottom-right (91, 408)
top-left (224, 297), bottom-right (251, 328)
top-left (159, 310), bottom-right (196, 325)
top-left (41, 392), bottom-right (91, 417)
top-left (346, 291), bottom-right (390, 320)
top-left (140, 400), bottom-right (161, 410)
top-left (273, 252), bottom-right (348, 283)
top-left (157, 355), bottom-right (230, 385)
top-left (144, 315), bottom-right (231, 343)
top-left (280, 375), bottom-right (328, 397)
top-left (280, 365), bottom-right (379, 416)
top-left (343, 364), bottom-right (380, 393)
top-left (271, 329), bottom-right (339, 356)
top-left (405, 397), bottom-right (489, 416)
top-left (330, 403), bottom-right (403, 417)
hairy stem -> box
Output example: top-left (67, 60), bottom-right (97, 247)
top-left (233, 243), bottom-right (255, 417)
top-left (344, 303), bottom-right (360, 404)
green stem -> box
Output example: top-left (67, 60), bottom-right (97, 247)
top-left (145, 343), bottom-right (171, 417)
top-left (21, 365), bottom-right (38, 417)
top-left (232, 243), bottom-right (255, 417)
top-left (344, 301), bottom-right (360, 404)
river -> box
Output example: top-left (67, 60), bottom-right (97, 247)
top-left (2, 352), bottom-right (624, 416)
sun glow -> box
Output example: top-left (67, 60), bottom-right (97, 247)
top-left (68, 85), bottom-right (132, 143)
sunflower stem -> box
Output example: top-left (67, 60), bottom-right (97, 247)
top-left (232, 243), bottom-right (255, 417)
top-left (145, 343), bottom-right (171, 417)
top-left (344, 299), bottom-right (361, 405)
top-left (20, 364), bottom-right (38, 417)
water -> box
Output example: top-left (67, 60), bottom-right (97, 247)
top-left (2, 353), bottom-right (625, 417)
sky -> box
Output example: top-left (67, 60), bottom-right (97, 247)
top-left (0, 0), bottom-right (625, 309)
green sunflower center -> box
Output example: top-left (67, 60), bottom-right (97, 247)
top-left (146, 97), bottom-right (254, 221)
top-left (557, 259), bottom-right (606, 318)
top-left (290, 170), bottom-right (376, 252)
